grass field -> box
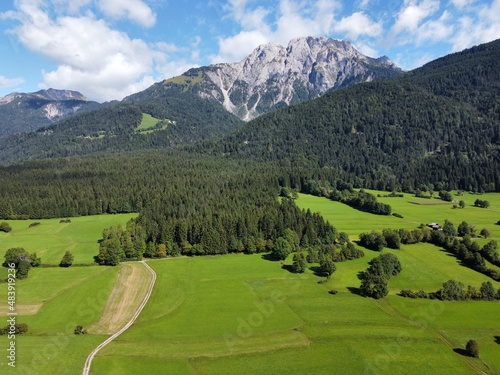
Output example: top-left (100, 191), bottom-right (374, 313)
top-left (2, 192), bottom-right (500, 374)
top-left (296, 190), bottom-right (500, 241)
top-left (0, 213), bottom-right (137, 374)
top-left (0, 213), bottom-right (136, 265)
top-left (135, 113), bottom-right (169, 134)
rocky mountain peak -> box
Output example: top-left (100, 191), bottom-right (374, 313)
top-left (125, 36), bottom-right (402, 121)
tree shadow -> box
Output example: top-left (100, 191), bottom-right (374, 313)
top-left (347, 286), bottom-right (364, 296)
top-left (281, 264), bottom-right (296, 274)
top-left (309, 265), bottom-right (326, 277)
top-left (494, 336), bottom-right (500, 344)
top-left (453, 348), bottom-right (472, 357)
top-left (261, 253), bottom-right (276, 261)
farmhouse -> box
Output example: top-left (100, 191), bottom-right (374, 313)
top-left (427, 222), bottom-right (442, 230)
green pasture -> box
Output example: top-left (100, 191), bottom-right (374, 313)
top-left (1, 193), bottom-right (500, 374)
top-left (0, 265), bottom-right (120, 374)
top-left (295, 191), bottom-right (500, 241)
top-left (92, 248), bottom-right (499, 375)
top-left (0, 213), bottom-right (136, 264)
top-left (135, 113), bottom-right (169, 134)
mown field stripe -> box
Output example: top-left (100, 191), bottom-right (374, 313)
top-left (82, 261), bottom-right (157, 375)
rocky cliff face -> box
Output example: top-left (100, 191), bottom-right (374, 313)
top-left (131, 36), bottom-right (402, 121)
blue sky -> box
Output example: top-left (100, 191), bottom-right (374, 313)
top-left (0, 0), bottom-right (499, 102)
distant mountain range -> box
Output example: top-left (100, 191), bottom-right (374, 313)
top-left (0, 89), bottom-right (100, 137)
top-left (0, 36), bottom-right (401, 139)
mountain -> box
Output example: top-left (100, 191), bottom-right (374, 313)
top-left (0, 37), bottom-right (400, 164)
top-left (124, 36), bottom-right (402, 120)
top-left (0, 88), bottom-right (101, 136)
top-left (198, 38), bottom-right (500, 192)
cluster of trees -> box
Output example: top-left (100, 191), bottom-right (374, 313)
top-left (357, 222), bottom-right (499, 280)
top-left (329, 189), bottom-right (392, 215)
top-left (59, 251), bottom-right (74, 267)
top-left (474, 199), bottom-right (490, 208)
top-left (95, 221), bottom-right (146, 266)
top-left (2, 248), bottom-right (41, 279)
top-left (293, 180), bottom-right (393, 215)
top-left (400, 280), bottom-right (500, 301)
top-left (359, 253), bottom-right (402, 299)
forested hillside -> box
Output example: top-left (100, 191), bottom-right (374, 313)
top-left (198, 39), bottom-right (500, 192)
top-left (0, 91), bottom-right (243, 164)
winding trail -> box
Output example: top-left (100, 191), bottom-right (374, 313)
top-left (82, 261), bottom-right (156, 375)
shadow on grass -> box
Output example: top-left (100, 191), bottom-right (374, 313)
top-left (261, 253), bottom-right (276, 261)
top-left (281, 264), bottom-right (296, 274)
top-left (453, 348), bottom-right (476, 357)
top-left (347, 286), bottom-right (364, 296)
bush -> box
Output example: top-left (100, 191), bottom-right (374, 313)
top-left (59, 251), bottom-right (74, 267)
top-left (0, 222), bottom-right (12, 233)
top-left (74, 325), bottom-right (87, 335)
top-left (466, 339), bottom-right (479, 358)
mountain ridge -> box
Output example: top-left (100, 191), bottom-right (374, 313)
top-left (124, 36), bottom-right (402, 120)
top-left (0, 88), bottom-right (100, 136)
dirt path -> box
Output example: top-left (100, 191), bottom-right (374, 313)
top-left (87, 262), bottom-right (152, 334)
top-left (82, 261), bottom-right (156, 375)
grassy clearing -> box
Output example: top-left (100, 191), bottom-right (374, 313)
top-left (0, 214), bottom-right (137, 374)
top-left (135, 113), bottom-right (171, 134)
top-left (0, 213), bottom-right (136, 264)
top-left (90, 252), bottom-right (485, 375)
top-left (296, 191), bottom-right (500, 240)
top-left (0, 265), bottom-right (120, 374)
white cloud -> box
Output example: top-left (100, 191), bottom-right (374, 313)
top-left (450, 0), bottom-right (500, 51)
top-left (0, 76), bottom-right (25, 90)
top-left (212, 30), bottom-right (270, 63)
top-left (213, 0), bottom-right (339, 63)
top-left (4, 0), bottom-right (167, 101)
top-left (416, 10), bottom-right (454, 44)
top-left (393, 0), bottom-right (440, 35)
top-left (334, 12), bottom-right (382, 40)
top-left (97, 0), bottom-right (156, 27)
top-left (449, 0), bottom-right (475, 9)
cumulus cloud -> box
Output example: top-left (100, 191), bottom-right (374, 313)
top-left (0, 76), bottom-right (25, 90)
top-left (450, 0), bottom-right (500, 51)
top-left (416, 10), bottom-right (453, 44)
top-left (3, 0), bottom-right (168, 101)
top-left (392, 0), bottom-right (440, 35)
top-left (212, 0), bottom-right (339, 63)
top-left (97, 0), bottom-right (156, 28)
top-left (449, 0), bottom-right (475, 9)
top-left (334, 12), bottom-right (382, 40)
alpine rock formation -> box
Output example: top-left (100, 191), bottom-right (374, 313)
top-left (125, 36), bottom-right (402, 120)
top-left (0, 88), bottom-right (100, 136)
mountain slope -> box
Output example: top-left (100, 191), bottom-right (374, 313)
top-left (0, 37), bottom-right (400, 164)
top-left (0, 91), bottom-right (243, 165)
top-left (0, 89), bottom-right (101, 136)
top-left (200, 39), bottom-right (500, 192)
top-left (124, 36), bottom-right (402, 120)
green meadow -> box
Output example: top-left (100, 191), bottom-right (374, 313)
top-left (0, 214), bottom-right (135, 374)
top-left (0, 213), bottom-right (136, 265)
top-left (1, 193), bottom-right (500, 374)
top-left (135, 113), bottom-right (169, 134)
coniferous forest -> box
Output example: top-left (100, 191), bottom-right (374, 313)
top-left (0, 39), bottom-right (500, 263)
